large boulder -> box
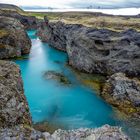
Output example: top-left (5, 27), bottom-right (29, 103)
top-left (101, 73), bottom-right (140, 117)
top-left (0, 60), bottom-right (31, 128)
top-left (0, 16), bottom-right (31, 59)
top-left (37, 20), bottom-right (140, 76)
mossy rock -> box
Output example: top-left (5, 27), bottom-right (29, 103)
top-left (43, 70), bottom-right (71, 85)
top-left (33, 122), bottom-right (64, 134)
top-left (70, 67), bottom-right (106, 93)
top-left (0, 29), bottom-right (9, 38)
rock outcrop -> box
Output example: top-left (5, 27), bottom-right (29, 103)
top-left (102, 73), bottom-right (140, 117)
top-left (0, 124), bottom-right (130, 140)
top-left (0, 4), bottom-right (37, 29)
top-left (37, 20), bottom-right (68, 51)
top-left (0, 60), bottom-right (31, 128)
top-left (37, 19), bottom-right (140, 76)
top-left (43, 70), bottom-right (71, 85)
top-left (0, 16), bottom-right (31, 59)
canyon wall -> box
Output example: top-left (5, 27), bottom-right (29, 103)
top-left (37, 17), bottom-right (140, 117)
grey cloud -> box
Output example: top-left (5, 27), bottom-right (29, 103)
top-left (68, 0), bottom-right (140, 8)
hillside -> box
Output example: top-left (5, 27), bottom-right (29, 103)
top-left (0, 3), bottom-right (24, 13)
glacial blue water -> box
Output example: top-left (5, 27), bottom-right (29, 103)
top-left (15, 30), bottom-right (120, 129)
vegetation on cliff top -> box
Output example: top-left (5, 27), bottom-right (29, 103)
top-left (29, 12), bottom-right (140, 31)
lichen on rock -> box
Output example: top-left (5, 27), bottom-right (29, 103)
top-left (102, 73), bottom-right (140, 117)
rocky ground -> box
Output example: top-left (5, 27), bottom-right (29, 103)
top-left (37, 17), bottom-right (140, 118)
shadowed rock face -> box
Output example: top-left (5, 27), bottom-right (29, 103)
top-left (0, 60), bottom-right (31, 128)
top-left (37, 21), bottom-right (68, 51)
top-left (102, 73), bottom-right (140, 117)
top-left (0, 16), bottom-right (31, 59)
top-left (37, 19), bottom-right (140, 76)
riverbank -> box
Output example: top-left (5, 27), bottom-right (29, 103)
top-left (37, 17), bottom-right (140, 118)
top-left (0, 3), bottom-right (139, 139)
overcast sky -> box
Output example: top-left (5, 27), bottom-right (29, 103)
top-left (0, 0), bottom-right (140, 8)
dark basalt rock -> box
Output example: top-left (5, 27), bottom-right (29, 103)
top-left (37, 19), bottom-right (140, 76)
top-left (0, 16), bottom-right (31, 59)
top-left (66, 27), bottom-right (140, 76)
top-left (101, 73), bottom-right (140, 117)
top-left (37, 20), bottom-right (67, 51)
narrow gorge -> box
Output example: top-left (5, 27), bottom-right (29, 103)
top-left (0, 3), bottom-right (140, 140)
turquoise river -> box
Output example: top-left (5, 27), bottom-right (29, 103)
top-left (15, 30), bottom-right (139, 139)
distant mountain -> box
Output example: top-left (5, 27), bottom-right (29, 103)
top-left (21, 6), bottom-right (55, 10)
